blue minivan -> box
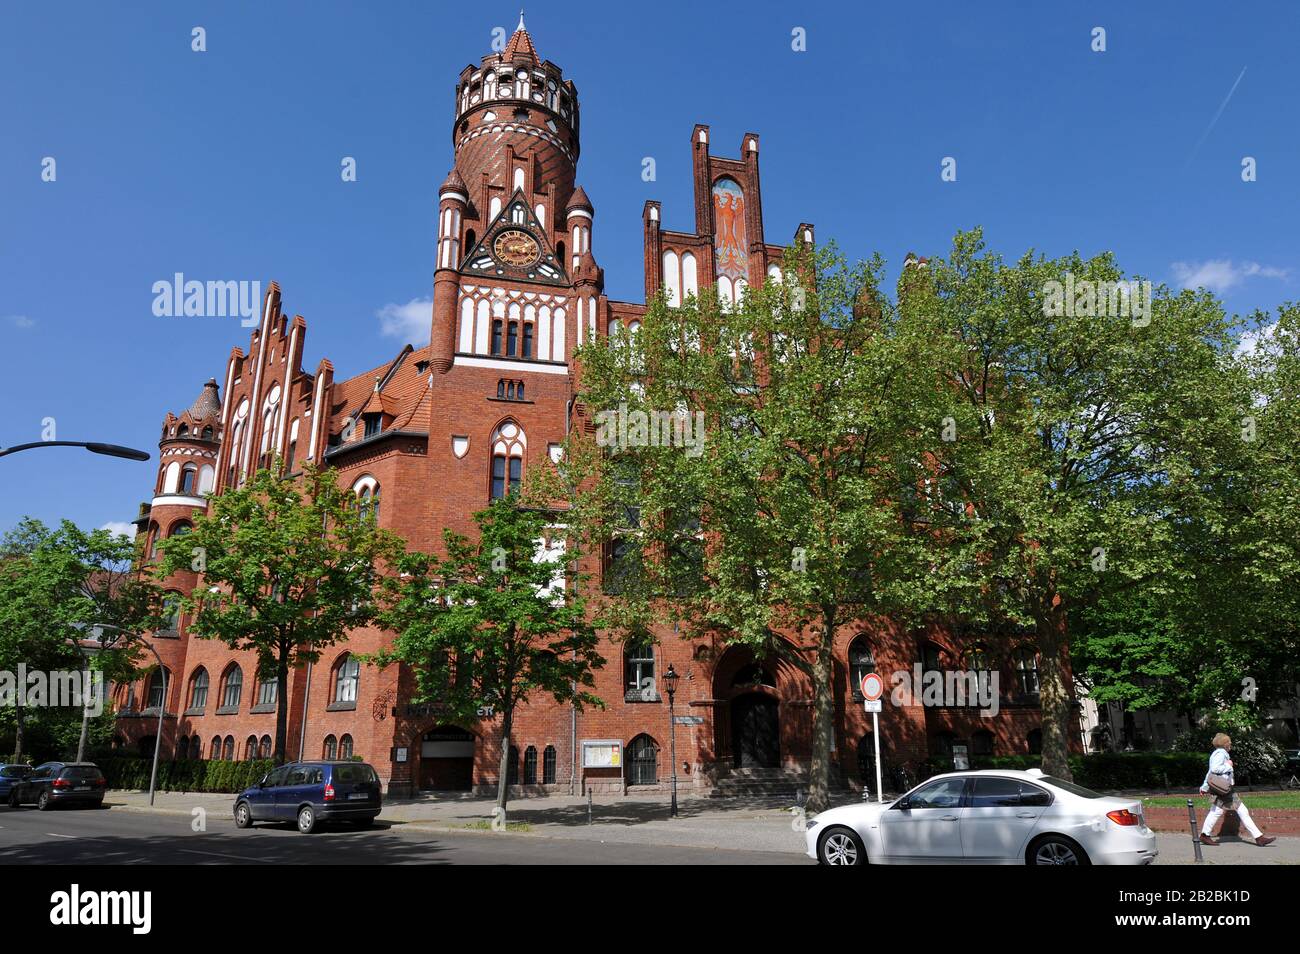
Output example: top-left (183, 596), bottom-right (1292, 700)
top-left (234, 761), bottom-right (382, 833)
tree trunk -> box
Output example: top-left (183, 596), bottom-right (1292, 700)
top-left (806, 613), bottom-right (835, 814)
top-left (274, 658), bottom-right (289, 765)
top-left (1036, 604), bottom-right (1073, 780)
top-left (13, 699), bottom-right (24, 761)
top-left (495, 707), bottom-right (514, 813)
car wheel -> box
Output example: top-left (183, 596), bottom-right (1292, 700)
top-left (1028, 835), bottom-right (1090, 866)
top-left (234, 801), bottom-right (253, 829)
top-left (296, 805), bottom-right (316, 834)
top-left (818, 826), bottom-right (867, 866)
top-left (36, 791), bottom-right (52, 811)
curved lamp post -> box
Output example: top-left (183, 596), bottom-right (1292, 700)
top-left (0, 441), bottom-right (150, 461)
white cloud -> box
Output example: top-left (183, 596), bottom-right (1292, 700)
top-left (1170, 260), bottom-right (1289, 294)
top-left (6, 315), bottom-right (34, 329)
top-left (99, 521), bottom-right (137, 540)
top-left (1236, 320), bottom-right (1277, 358)
top-left (376, 297), bottom-right (432, 345)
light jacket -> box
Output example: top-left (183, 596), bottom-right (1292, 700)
top-left (1200, 747), bottom-right (1234, 792)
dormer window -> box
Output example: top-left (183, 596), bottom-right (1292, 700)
top-left (363, 413), bottom-right (381, 439)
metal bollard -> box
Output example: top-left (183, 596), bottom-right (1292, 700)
top-left (1187, 798), bottom-right (1204, 863)
top-left (587, 788), bottom-right (593, 826)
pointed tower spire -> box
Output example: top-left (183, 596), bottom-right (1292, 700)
top-left (503, 11), bottom-right (539, 62)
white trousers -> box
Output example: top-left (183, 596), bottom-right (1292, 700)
top-left (1201, 797), bottom-right (1262, 839)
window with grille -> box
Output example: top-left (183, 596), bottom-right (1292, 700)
top-left (324, 735), bottom-right (337, 760)
top-left (542, 745), bottom-right (557, 784)
top-left (626, 735), bottom-right (658, 786)
top-left (523, 746), bottom-right (537, 784)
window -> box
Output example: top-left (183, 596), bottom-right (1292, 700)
top-left (244, 735), bottom-right (258, 760)
top-left (220, 665), bottom-right (243, 711)
top-left (967, 643), bottom-right (992, 673)
top-left (604, 537), bottom-right (642, 595)
top-left (159, 592), bottom-right (181, 633)
top-left (626, 734), bottom-right (659, 786)
top-left (1027, 728), bottom-right (1043, 755)
top-left (339, 734), bottom-right (354, 759)
top-left (920, 641), bottom-right (943, 676)
top-left (146, 667), bottom-right (169, 709)
top-left (363, 413), bottom-right (381, 439)
top-left (848, 636), bottom-right (876, 699)
top-left (202, 426), bottom-right (214, 441)
top-left (903, 777), bottom-right (966, 809)
top-left (188, 667), bottom-right (208, 711)
top-left (968, 776), bottom-right (1023, 808)
top-left (491, 319), bottom-right (503, 355)
top-left (209, 735), bottom-right (221, 760)
top-left (1014, 646), bottom-right (1040, 695)
top-left (972, 729), bottom-right (995, 757)
top-left (497, 378), bottom-right (525, 401)
top-left (323, 735), bottom-right (338, 760)
top-left (542, 745), bottom-right (557, 784)
top-left (523, 746), bottom-right (537, 784)
top-left (490, 421), bottom-right (525, 499)
top-left (333, 655), bottom-right (359, 704)
top-left (222, 736), bottom-right (235, 760)
top-left (190, 736), bottom-right (201, 759)
top-left (624, 640), bottom-right (655, 701)
top-left (507, 746), bottom-right (520, 785)
top-left (176, 735), bottom-right (188, 759)
top-left (180, 465), bottom-right (197, 494)
top-left (522, 322), bottom-right (533, 358)
top-left (259, 735), bottom-right (272, 759)
top-left (256, 675), bottom-right (277, 707)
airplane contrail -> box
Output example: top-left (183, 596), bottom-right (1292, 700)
top-left (1187, 66), bottom-right (1247, 165)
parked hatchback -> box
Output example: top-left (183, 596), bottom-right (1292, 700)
top-left (0, 764), bottom-right (33, 800)
top-left (8, 762), bottom-right (107, 810)
top-left (234, 761), bottom-right (382, 833)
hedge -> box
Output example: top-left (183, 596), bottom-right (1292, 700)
top-left (963, 752), bottom-right (1210, 790)
top-left (98, 757), bottom-right (275, 794)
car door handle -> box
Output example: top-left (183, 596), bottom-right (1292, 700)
top-left (940, 814), bottom-right (959, 822)
top-left (1016, 811), bottom-right (1038, 818)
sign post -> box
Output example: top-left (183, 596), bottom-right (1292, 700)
top-left (860, 672), bottom-right (886, 803)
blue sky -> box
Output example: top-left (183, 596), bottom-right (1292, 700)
top-left (2, 0), bottom-right (1296, 537)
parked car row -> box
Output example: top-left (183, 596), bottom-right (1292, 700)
top-left (2, 761), bottom-right (108, 810)
top-left (234, 761), bottom-right (384, 833)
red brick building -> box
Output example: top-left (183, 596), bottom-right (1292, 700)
top-left (115, 18), bottom-right (1049, 797)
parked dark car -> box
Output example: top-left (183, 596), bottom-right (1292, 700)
top-left (8, 762), bottom-right (107, 810)
top-left (1285, 749), bottom-right (1300, 779)
top-left (234, 761), bottom-right (382, 833)
top-left (0, 764), bottom-right (33, 800)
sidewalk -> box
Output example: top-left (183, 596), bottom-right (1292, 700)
top-left (105, 789), bottom-right (1300, 863)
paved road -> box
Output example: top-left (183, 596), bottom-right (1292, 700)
top-left (0, 804), bottom-right (810, 865)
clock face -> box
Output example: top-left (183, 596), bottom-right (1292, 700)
top-left (493, 229), bottom-right (540, 267)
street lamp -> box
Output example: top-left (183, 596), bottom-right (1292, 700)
top-left (663, 663), bottom-right (680, 818)
top-left (0, 440), bottom-right (150, 461)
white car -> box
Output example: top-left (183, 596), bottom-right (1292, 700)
top-left (806, 769), bottom-right (1157, 865)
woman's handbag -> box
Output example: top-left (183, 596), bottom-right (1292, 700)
top-left (1207, 773), bottom-right (1233, 798)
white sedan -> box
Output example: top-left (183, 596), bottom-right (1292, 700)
top-left (806, 769), bottom-right (1157, 865)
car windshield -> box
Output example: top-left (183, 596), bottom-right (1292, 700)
top-left (61, 766), bottom-right (104, 780)
top-left (1038, 775), bottom-right (1102, 798)
top-left (333, 764), bottom-right (377, 784)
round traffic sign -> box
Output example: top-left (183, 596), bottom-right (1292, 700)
top-left (860, 672), bottom-right (885, 702)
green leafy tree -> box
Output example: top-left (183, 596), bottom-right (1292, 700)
top-left (903, 229), bottom-right (1250, 778)
top-left (376, 498), bottom-right (603, 811)
top-left (547, 244), bottom-right (941, 813)
top-left (157, 464), bottom-right (400, 764)
top-left (0, 519), bottom-right (159, 760)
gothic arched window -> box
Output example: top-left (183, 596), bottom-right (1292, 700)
top-left (490, 421), bottom-right (525, 500)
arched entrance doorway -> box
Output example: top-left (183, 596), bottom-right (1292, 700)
top-left (731, 693), bottom-right (780, 768)
top-left (419, 725), bottom-right (475, 791)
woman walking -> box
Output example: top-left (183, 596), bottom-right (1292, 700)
top-left (1199, 733), bottom-right (1275, 846)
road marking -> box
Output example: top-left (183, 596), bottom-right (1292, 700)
top-left (178, 847), bottom-right (264, 862)
top-left (46, 832), bottom-right (75, 839)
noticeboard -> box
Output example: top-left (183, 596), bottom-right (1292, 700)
top-left (581, 739), bottom-right (622, 769)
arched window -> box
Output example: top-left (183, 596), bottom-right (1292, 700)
top-left (177, 735), bottom-right (189, 759)
top-left (352, 475), bottom-right (380, 524)
top-left (146, 666), bottom-right (169, 710)
top-left (523, 746), bottom-right (538, 784)
top-left (339, 734), bottom-right (354, 760)
top-left (244, 735), bottom-right (258, 760)
top-left (148, 522), bottom-right (161, 559)
top-left (1027, 728), bottom-right (1043, 755)
top-left (177, 424), bottom-right (189, 437)
top-left (333, 654), bottom-right (359, 705)
top-left (920, 640), bottom-right (943, 676)
top-left (626, 734), bottom-right (659, 786)
top-left (1014, 646), bottom-right (1040, 695)
top-left (169, 522), bottom-right (191, 539)
top-left (220, 664), bottom-right (243, 711)
top-left (491, 318), bottom-right (503, 355)
top-left (507, 745), bottom-right (520, 784)
top-left (179, 465), bottom-right (197, 494)
top-left (848, 636), bottom-right (876, 699)
top-left (189, 736), bottom-right (201, 760)
top-left (323, 735), bottom-right (338, 760)
top-left (222, 735), bottom-right (235, 760)
top-left (490, 421), bottom-right (525, 500)
top-left (201, 426), bottom-right (214, 441)
top-left (624, 640), bottom-right (655, 701)
top-left (188, 667), bottom-right (208, 711)
top-left (209, 735), bottom-right (221, 760)
top-left (159, 592), bottom-right (181, 633)
top-left (967, 643), bottom-right (992, 673)
top-left (256, 675), bottom-right (277, 707)
top-left (542, 745), bottom-right (557, 784)
top-left (259, 735), bottom-right (272, 759)
top-left (972, 728), bottom-right (995, 758)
